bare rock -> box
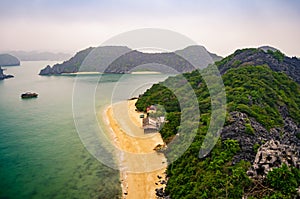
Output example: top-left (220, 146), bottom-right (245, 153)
top-left (247, 140), bottom-right (300, 180)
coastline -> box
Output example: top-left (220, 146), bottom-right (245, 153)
top-left (103, 99), bottom-right (167, 199)
top-left (61, 71), bottom-right (102, 75)
top-left (130, 71), bottom-right (161, 74)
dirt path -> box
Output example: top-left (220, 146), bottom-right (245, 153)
top-left (104, 100), bottom-right (167, 199)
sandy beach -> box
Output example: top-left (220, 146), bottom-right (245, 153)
top-left (61, 71), bottom-right (102, 75)
top-left (104, 99), bottom-right (167, 199)
top-left (130, 71), bottom-right (161, 74)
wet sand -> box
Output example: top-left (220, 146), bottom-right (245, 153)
top-left (104, 100), bottom-right (167, 199)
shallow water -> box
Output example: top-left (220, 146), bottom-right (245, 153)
top-left (0, 61), bottom-right (169, 199)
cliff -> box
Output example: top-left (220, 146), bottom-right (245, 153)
top-left (0, 54), bottom-right (20, 66)
top-left (39, 47), bottom-right (94, 75)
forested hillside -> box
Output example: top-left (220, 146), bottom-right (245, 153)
top-left (136, 48), bottom-right (300, 198)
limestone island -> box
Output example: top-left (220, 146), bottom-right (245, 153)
top-left (0, 67), bottom-right (14, 80)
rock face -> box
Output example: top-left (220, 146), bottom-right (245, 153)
top-left (39, 47), bottom-right (94, 75)
top-left (0, 67), bottom-right (14, 80)
top-left (39, 46), bottom-right (132, 75)
top-left (217, 48), bottom-right (300, 84)
top-left (0, 54), bottom-right (20, 66)
top-left (258, 46), bottom-right (279, 53)
top-left (39, 45), bottom-right (222, 75)
top-left (247, 140), bottom-right (300, 179)
top-left (221, 112), bottom-right (300, 164)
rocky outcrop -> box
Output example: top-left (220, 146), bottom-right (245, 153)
top-left (155, 187), bottom-right (170, 199)
top-left (39, 47), bottom-right (94, 75)
top-left (217, 48), bottom-right (300, 83)
top-left (0, 54), bottom-right (20, 66)
top-left (0, 67), bottom-right (14, 80)
top-left (155, 174), bottom-right (169, 199)
top-left (247, 140), bottom-right (300, 180)
top-left (221, 112), bottom-right (300, 164)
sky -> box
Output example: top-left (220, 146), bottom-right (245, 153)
top-left (1, 0), bottom-right (300, 57)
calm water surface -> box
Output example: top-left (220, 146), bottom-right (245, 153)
top-left (0, 61), bottom-right (169, 199)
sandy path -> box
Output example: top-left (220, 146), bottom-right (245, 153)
top-left (104, 100), bottom-right (167, 199)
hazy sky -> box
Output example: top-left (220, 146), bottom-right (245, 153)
top-left (1, 0), bottom-right (300, 56)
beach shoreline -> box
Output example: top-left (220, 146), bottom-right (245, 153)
top-left (130, 71), bottom-right (161, 74)
top-left (103, 99), bottom-right (167, 199)
top-left (61, 71), bottom-right (102, 75)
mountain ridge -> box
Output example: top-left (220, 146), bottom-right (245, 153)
top-left (5, 51), bottom-right (71, 61)
top-left (216, 47), bottom-right (300, 83)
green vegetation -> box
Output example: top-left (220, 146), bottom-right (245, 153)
top-left (215, 48), bottom-right (258, 67)
top-left (138, 66), bottom-right (300, 131)
top-left (245, 123), bottom-right (255, 135)
top-left (266, 164), bottom-right (299, 197)
top-left (253, 143), bottom-right (260, 153)
top-left (165, 139), bottom-right (252, 198)
top-left (267, 50), bottom-right (285, 62)
top-left (136, 61), bottom-right (300, 198)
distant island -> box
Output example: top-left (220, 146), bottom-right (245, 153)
top-left (0, 67), bottom-right (14, 80)
top-left (39, 45), bottom-right (222, 75)
top-left (4, 51), bottom-right (71, 61)
top-left (0, 54), bottom-right (20, 66)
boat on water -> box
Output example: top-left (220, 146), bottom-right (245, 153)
top-left (21, 92), bottom-right (38, 99)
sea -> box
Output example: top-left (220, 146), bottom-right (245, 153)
top-left (0, 61), bottom-right (169, 199)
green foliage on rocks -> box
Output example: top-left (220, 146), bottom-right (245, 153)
top-left (136, 50), bottom-right (300, 198)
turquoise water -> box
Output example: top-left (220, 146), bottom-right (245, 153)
top-left (0, 62), bottom-right (169, 199)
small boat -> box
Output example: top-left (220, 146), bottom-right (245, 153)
top-left (21, 92), bottom-right (38, 99)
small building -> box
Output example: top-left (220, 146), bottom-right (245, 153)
top-left (146, 105), bottom-right (157, 114)
top-left (142, 116), bottom-right (166, 134)
top-left (143, 117), bottom-right (158, 134)
top-left (143, 124), bottom-right (158, 134)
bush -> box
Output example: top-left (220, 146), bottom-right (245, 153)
top-left (245, 123), bottom-right (255, 135)
top-left (253, 143), bottom-right (260, 153)
top-left (267, 50), bottom-right (285, 62)
top-left (266, 164), bottom-right (298, 195)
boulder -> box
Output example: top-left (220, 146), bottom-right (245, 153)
top-left (247, 140), bottom-right (300, 180)
top-left (221, 112), bottom-right (300, 165)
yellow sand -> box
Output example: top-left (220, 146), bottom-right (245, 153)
top-left (105, 100), bottom-right (167, 199)
top-left (130, 71), bottom-right (161, 74)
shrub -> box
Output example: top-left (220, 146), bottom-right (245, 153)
top-left (245, 123), bottom-right (255, 135)
top-left (266, 164), bottom-right (298, 195)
